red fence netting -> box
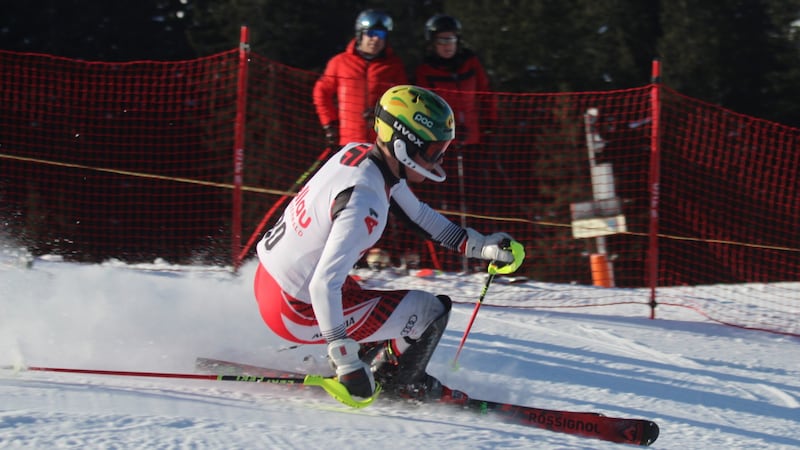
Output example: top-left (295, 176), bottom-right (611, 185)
top-left (1, 39), bottom-right (798, 336)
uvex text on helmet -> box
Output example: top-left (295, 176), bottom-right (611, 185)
top-left (374, 85), bottom-right (454, 147)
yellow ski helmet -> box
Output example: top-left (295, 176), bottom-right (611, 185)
top-left (374, 85), bottom-right (455, 182)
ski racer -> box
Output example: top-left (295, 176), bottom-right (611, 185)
top-left (255, 85), bottom-right (524, 399)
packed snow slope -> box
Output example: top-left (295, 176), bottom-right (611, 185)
top-left (1, 254), bottom-right (798, 449)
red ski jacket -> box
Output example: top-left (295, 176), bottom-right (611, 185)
top-left (313, 40), bottom-right (408, 145)
top-left (415, 50), bottom-right (495, 146)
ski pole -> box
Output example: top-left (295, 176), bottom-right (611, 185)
top-left (451, 239), bottom-right (525, 369)
top-left (237, 146), bottom-right (333, 263)
top-left (5, 364), bottom-right (379, 409)
top-left (451, 264), bottom-right (498, 369)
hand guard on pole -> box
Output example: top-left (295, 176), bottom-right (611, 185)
top-left (452, 238), bottom-right (525, 368)
top-left (327, 337), bottom-right (375, 398)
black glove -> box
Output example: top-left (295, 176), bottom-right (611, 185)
top-left (323, 121), bottom-right (339, 147)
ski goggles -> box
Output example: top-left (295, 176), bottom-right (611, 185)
top-left (376, 107), bottom-right (451, 164)
top-left (420, 140), bottom-right (451, 164)
top-left (435, 36), bottom-right (458, 45)
top-left (365, 29), bottom-right (388, 40)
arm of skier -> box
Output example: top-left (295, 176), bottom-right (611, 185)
top-left (390, 183), bottom-right (518, 264)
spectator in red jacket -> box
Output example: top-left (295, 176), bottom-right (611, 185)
top-left (313, 9), bottom-right (408, 147)
top-left (414, 15), bottom-right (499, 271)
top-left (414, 14), bottom-right (495, 147)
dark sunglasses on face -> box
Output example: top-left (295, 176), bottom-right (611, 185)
top-left (365, 29), bottom-right (388, 40)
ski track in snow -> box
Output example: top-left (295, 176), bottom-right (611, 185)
top-left (0, 371), bottom-right (591, 450)
top-left (441, 304), bottom-right (800, 449)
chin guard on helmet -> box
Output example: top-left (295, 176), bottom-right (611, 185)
top-left (392, 140), bottom-right (447, 182)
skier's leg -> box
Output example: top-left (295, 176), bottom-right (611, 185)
top-left (367, 295), bottom-right (452, 393)
top-left (253, 264), bottom-right (315, 343)
top-left (333, 280), bottom-right (452, 398)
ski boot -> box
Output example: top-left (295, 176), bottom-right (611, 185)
top-left (364, 295), bottom-right (451, 401)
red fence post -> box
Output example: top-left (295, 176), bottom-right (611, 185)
top-left (647, 58), bottom-right (662, 319)
top-left (232, 26), bottom-right (250, 271)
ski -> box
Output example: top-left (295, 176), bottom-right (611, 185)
top-left (195, 357), bottom-right (659, 446)
top-left (435, 386), bottom-right (659, 446)
top-left (4, 363), bottom-right (378, 409)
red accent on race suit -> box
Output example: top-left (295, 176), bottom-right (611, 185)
top-left (254, 264), bottom-right (406, 344)
top-left (364, 216), bottom-right (379, 234)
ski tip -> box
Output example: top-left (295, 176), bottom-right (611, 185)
top-left (303, 375), bottom-right (381, 409)
top-left (641, 421), bottom-right (660, 446)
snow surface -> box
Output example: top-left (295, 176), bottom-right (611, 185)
top-left (1, 252), bottom-right (799, 449)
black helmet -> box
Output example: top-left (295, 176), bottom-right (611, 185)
top-left (355, 9), bottom-right (394, 39)
top-left (424, 14), bottom-right (462, 41)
